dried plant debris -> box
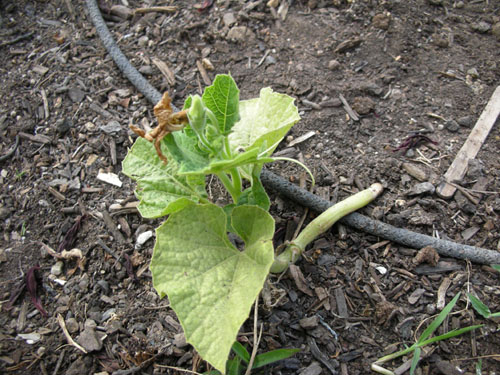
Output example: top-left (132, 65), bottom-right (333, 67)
top-left (130, 92), bottom-right (188, 164)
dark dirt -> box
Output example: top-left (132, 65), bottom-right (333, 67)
top-left (1, 0), bottom-right (500, 374)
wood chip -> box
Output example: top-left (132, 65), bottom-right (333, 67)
top-left (338, 93), bottom-right (360, 121)
top-left (334, 287), bottom-right (349, 318)
top-left (437, 85), bottom-right (500, 198)
top-left (152, 57), bottom-right (175, 86)
top-left (436, 277), bottom-right (452, 310)
top-left (287, 131), bottom-right (316, 147)
top-left (289, 264), bottom-right (313, 296)
top-left (196, 60), bottom-right (211, 86)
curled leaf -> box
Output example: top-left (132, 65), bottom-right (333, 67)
top-left (130, 92), bottom-right (188, 164)
top-left (26, 265), bottom-right (48, 318)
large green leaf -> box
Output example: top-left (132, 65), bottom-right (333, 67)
top-left (228, 87), bottom-right (300, 156)
top-left (151, 203), bottom-right (275, 373)
top-left (122, 137), bottom-right (206, 218)
top-left (203, 74), bottom-right (240, 134)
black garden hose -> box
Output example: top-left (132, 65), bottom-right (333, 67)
top-left (85, 0), bottom-right (500, 265)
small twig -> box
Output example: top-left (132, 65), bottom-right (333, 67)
top-left (153, 365), bottom-right (204, 375)
top-left (56, 314), bottom-right (87, 353)
top-left (0, 31), bottom-right (34, 47)
top-left (245, 298), bottom-right (262, 375)
top-left (0, 135), bottom-right (20, 162)
top-left (134, 6), bottom-right (178, 14)
top-left (51, 349), bottom-right (65, 375)
top-left (96, 238), bottom-right (121, 261)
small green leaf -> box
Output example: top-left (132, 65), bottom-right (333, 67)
top-left (409, 347), bottom-right (421, 375)
top-left (228, 87), bottom-right (300, 157)
top-left (417, 293), bottom-right (460, 343)
top-left (418, 325), bottom-right (482, 346)
top-left (150, 203), bottom-right (275, 373)
top-left (237, 167), bottom-right (270, 211)
top-left (468, 293), bottom-right (491, 318)
top-left (122, 137), bottom-right (206, 218)
top-left (491, 264), bottom-right (500, 272)
top-left (203, 75), bottom-right (240, 135)
top-left (252, 349), bottom-right (301, 369)
top-left (227, 358), bottom-right (242, 375)
top-left (231, 341), bottom-right (250, 364)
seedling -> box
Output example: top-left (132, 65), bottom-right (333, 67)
top-left (371, 293), bottom-right (482, 375)
top-left (204, 342), bottom-right (300, 375)
top-left (468, 264), bottom-right (500, 319)
top-left (123, 74), bottom-right (382, 373)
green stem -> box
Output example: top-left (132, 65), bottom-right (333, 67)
top-left (216, 172), bottom-right (240, 202)
top-left (229, 168), bottom-right (242, 196)
top-left (270, 183), bottom-right (383, 273)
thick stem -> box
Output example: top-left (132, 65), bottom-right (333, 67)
top-left (216, 172), bottom-right (240, 202)
top-left (229, 168), bottom-right (242, 196)
top-left (270, 183), bottom-right (383, 273)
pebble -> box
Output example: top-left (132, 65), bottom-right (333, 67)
top-left (139, 65), bottom-right (153, 75)
top-left (136, 230), bottom-right (153, 249)
top-left (137, 35), bottom-right (149, 47)
top-left (227, 26), bottom-right (255, 43)
top-left (100, 120), bottom-right (122, 134)
top-left (432, 33), bottom-right (449, 48)
top-left (56, 118), bottom-right (73, 134)
top-left (51, 261), bottom-right (64, 276)
top-left (327, 59), bottom-right (340, 71)
top-left (352, 96), bottom-right (375, 115)
top-left (299, 315), bottom-right (319, 329)
top-left (402, 162), bottom-right (427, 181)
top-left (467, 67), bottom-right (479, 79)
top-left (471, 21), bottom-right (491, 33)
top-left (77, 325), bottom-right (103, 352)
top-left (65, 317), bottom-right (79, 334)
top-left (299, 361), bottom-right (322, 375)
top-left (427, 0), bottom-right (443, 5)
top-left (265, 55), bottom-right (276, 65)
top-left (372, 13), bottom-right (391, 30)
top-left (223, 12), bottom-right (236, 27)
top-left (445, 119), bottom-right (460, 132)
top-left (173, 332), bottom-right (188, 348)
top-left (67, 88), bottom-right (86, 103)
top-left (457, 115), bottom-right (474, 127)
top-left (359, 81), bottom-right (383, 96)
top-left (96, 279), bottom-right (110, 294)
top-left (409, 182), bottom-right (435, 196)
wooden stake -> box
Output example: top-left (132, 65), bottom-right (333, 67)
top-left (436, 86), bottom-right (500, 199)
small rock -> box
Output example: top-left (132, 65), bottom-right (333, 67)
top-left (96, 280), bottom-right (109, 294)
top-left (77, 320), bottom-right (103, 352)
top-left (174, 332), bottom-right (188, 348)
top-left (135, 230), bottom-right (153, 249)
top-left (408, 288), bottom-right (425, 305)
top-left (327, 59), bottom-right (341, 70)
top-left (457, 115), bottom-right (474, 127)
top-left (372, 13), bottom-right (391, 30)
top-left (467, 67), bottom-right (479, 79)
top-left (223, 12), bottom-right (236, 27)
top-left (0, 248), bottom-right (7, 263)
top-left (100, 120), bottom-right (122, 134)
top-left (139, 65), bottom-right (153, 75)
top-left (445, 119), bottom-right (460, 132)
top-left (137, 35), bottom-right (149, 47)
top-left (432, 33), bottom-right (449, 48)
top-left (492, 22), bottom-right (500, 41)
top-left (65, 357), bottom-right (87, 375)
top-left (299, 315), bottom-right (319, 329)
top-left (359, 81), bottom-right (383, 96)
top-left (67, 88), bottom-right (85, 103)
top-left (227, 26), bottom-right (255, 43)
top-left (409, 182), bottom-right (435, 196)
top-left (299, 361), bottom-right (322, 375)
top-left (265, 55), bottom-right (276, 65)
top-left (471, 21), bottom-right (491, 33)
top-left (427, 0), bottom-right (443, 5)
top-left (17, 332), bottom-right (41, 344)
top-left (65, 318), bottom-right (79, 334)
top-left (111, 5), bottom-right (133, 19)
top-left (56, 118), bottom-right (73, 134)
top-left (51, 261), bottom-right (64, 276)
top-left (351, 96), bottom-right (375, 115)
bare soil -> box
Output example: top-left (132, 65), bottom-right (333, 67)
top-left (1, 1), bottom-right (500, 374)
